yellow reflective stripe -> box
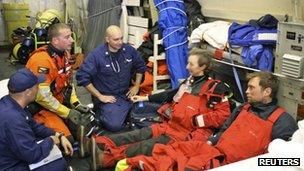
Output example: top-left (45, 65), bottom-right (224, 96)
top-left (36, 83), bottom-right (69, 117)
top-left (57, 104), bottom-right (70, 118)
top-left (70, 85), bottom-right (80, 106)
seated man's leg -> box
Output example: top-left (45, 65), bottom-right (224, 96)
top-left (93, 126), bottom-right (162, 152)
top-left (79, 126), bottom-right (153, 158)
top-left (124, 141), bottom-right (222, 170)
top-left (34, 110), bottom-right (72, 139)
top-left (125, 134), bottom-right (171, 157)
top-left (91, 127), bottom-right (154, 166)
top-left (93, 134), bottom-right (171, 168)
top-left (107, 127), bottom-right (153, 146)
top-left (96, 97), bottom-right (131, 132)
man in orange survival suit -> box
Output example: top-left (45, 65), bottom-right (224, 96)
top-left (79, 48), bottom-right (233, 170)
top-left (119, 71), bottom-right (299, 171)
top-left (26, 23), bottom-right (89, 142)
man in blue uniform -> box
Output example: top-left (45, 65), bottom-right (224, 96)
top-left (76, 25), bottom-right (147, 132)
top-left (0, 68), bottom-right (73, 170)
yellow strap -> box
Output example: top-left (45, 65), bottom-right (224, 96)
top-left (36, 83), bottom-right (70, 117)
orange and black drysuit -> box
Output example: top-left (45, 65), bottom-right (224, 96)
top-left (26, 45), bottom-right (81, 137)
top-left (94, 75), bottom-right (232, 167)
top-left (123, 100), bottom-right (298, 171)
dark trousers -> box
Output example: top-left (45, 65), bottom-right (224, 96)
top-left (95, 96), bottom-right (132, 132)
top-left (107, 127), bottom-right (171, 157)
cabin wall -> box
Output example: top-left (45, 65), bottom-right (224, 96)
top-left (198, 0), bottom-right (304, 22)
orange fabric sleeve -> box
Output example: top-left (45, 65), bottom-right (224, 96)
top-left (26, 51), bottom-right (57, 85)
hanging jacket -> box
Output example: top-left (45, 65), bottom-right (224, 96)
top-left (155, 0), bottom-right (189, 88)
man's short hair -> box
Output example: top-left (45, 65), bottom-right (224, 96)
top-left (48, 23), bottom-right (70, 40)
top-left (246, 71), bottom-right (279, 98)
top-left (189, 48), bottom-right (213, 70)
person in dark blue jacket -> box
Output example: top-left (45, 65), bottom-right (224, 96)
top-left (0, 68), bottom-right (73, 171)
top-left (76, 25), bottom-right (147, 132)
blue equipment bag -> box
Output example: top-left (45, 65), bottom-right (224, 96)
top-left (130, 101), bottom-right (163, 129)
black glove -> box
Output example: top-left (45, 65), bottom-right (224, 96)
top-left (79, 113), bottom-right (95, 126)
top-left (75, 104), bottom-right (90, 113)
top-left (67, 109), bottom-right (82, 125)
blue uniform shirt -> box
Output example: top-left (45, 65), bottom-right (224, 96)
top-left (76, 43), bottom-right (147, 96)
top-left (0, 95), bottom-right (54, 170)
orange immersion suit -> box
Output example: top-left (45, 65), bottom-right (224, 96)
top-left (26, 45), bottom-right (80, 136)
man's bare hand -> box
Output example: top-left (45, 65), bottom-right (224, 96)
top-left (126, 85), bottom-right (140, 98)
top-left (130, 95), bottom-right (148, 103)
top-left (99, 95), bottom-right (116, 103)
top-left (60, 136), bottom-right (74, 156)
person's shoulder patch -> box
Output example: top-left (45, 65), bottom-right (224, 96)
top-left (38, 66), bottom-right (50, 74)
